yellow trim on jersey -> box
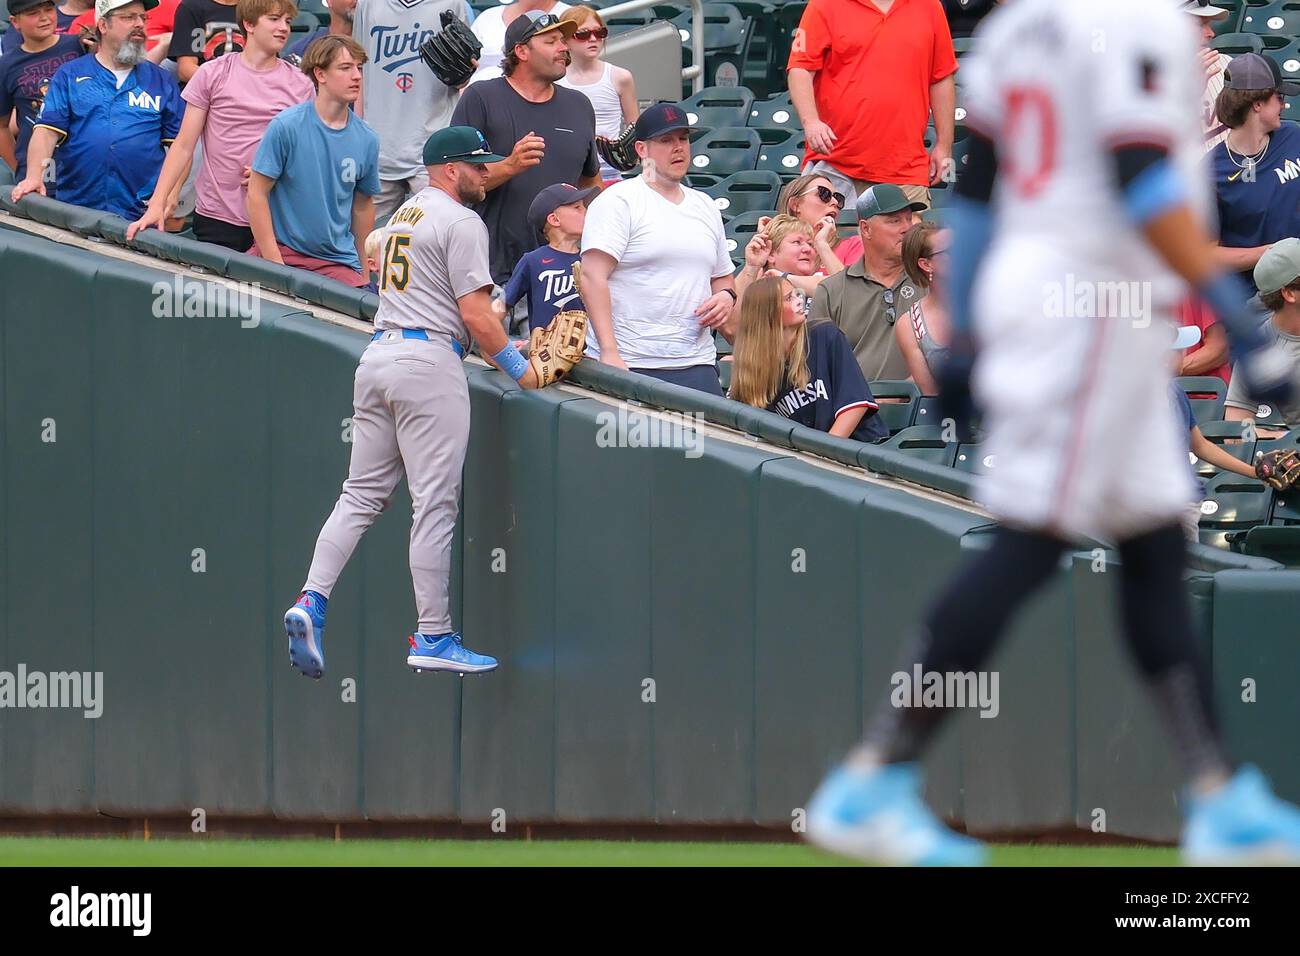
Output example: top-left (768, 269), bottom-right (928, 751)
top-left (34, 123), bottom-right (68, 144)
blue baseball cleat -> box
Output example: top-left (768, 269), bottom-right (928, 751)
top-left (806, 762), bottom-right (986, 866)
top-left (284, 590), bottom-right (328, 680)
top-left (407, 632), bottom-right (498, 674)
top-left (1182, 765), bottom-right (1300, 865)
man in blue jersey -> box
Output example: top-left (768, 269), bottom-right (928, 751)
top-left (11, 0), bottom-right (183, 220)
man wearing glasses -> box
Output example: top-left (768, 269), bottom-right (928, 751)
top-left (12, 0), bottom-right (184, 220)
top-left (451, 9), bottom-right (601, 288)
top-left (808, 183), bottom-right (927, 382)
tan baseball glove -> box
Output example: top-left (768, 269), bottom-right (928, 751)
top-left (1255, 448), bottom-right (1300, 491)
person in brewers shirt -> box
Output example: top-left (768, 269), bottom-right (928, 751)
top-left (730, 275), bottom-right (886, 443)
top-left (283, 125), bottom-right (542, 679)
top-left (579, 101), bottom-right (737, 395)
top-left (502, 181), bottom-right (597, 333)
top-left (452, 10), bottom-right (600, 288)
top-left (353, 0), bottom-right (473, 221)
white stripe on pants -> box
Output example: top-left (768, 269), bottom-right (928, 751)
top-left (303, 335), bottom-right (470, 634)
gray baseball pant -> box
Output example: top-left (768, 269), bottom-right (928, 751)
top-left (303, 334), bottom-right (470, 635)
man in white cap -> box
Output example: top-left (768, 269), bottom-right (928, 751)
top-left (1225, 237), bottom-right (1300, 432)
top-left (1183, 0), bottom-right (1234, 151)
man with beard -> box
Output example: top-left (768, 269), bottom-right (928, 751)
top-left (11, 0), bottom-right (184, 221)
top-left (450, 9), bottom-right (600, 288)
top-left (281, 125), bottom-right (543, 680)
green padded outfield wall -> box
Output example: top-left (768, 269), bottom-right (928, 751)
top-left (0, 223), bottom-right (1295, 840)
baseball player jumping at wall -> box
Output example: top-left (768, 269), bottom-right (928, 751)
top-left (806, 0), bottom-right (1300, 865)
top-left (283, 125), bottom-right (586, 678)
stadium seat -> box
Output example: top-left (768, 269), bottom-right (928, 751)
top-left (724, 209), bottom-right (768, 260)
top-left (883, 425), bottom-right (958, 468)
top-left (1175, 375), bottom-right (1228, 424)
top-left (912, 395), bottom-right (942, 428)
top-left (291, 11), bottom-right (317, 32)
top-left (691, 126), bottom-right (761, 175)
top-left (1212, 31), bottom-right (1266, 55)
top-left (701, 169), bottom-right (784, 216)
top-left (653, 2), bottom-right (686, 18)
top-left (715, 330), bottom-right (733, 356)
top-left (605, 11), bottom-right (657, 34)
top-left (954, 443), bottom-right (996, 475)
top-left (748, 91), bottom-right (799, 130)
top-left (681, 85), bottom-right (757, 127)
top-left (1210, 1), bottom-right (1250, 35)
top-left (674, 4), bottom-right (755, 88)
top-left (1248, 398), bottom-right (1291, 429)
top-left (718, 356), bottom-right (733, 391)
top-left (755, 129), bottom-right (805, 176)
top-left (1239, 1), bottom-right (1300, 47)
top-left (1266, 37), bottom-right (1300, 80)
top-left (731, 1), bottom-right (777, 96)
top-left (766, 2), bottom-right (806, 94)
top-left (868, 380), bottom-right (921, 434)
top-left (686, 173), bottom-right (722, 189)
top-left (1198, 471), bottom-right (1274, 549)
top-left (1195, 419), bottom-right (1258, 479)
top-left (952, 36), bottom-right (975, 57)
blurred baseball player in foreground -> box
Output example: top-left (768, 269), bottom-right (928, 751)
top-left (282, 126), bottom-right (585, 678)
top-left (807, 0), bottom-right (1300, 865)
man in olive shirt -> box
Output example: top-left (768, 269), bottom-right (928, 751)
top-left (809, 184), bottom-right (927, 382)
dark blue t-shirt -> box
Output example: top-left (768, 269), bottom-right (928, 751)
top-left (768, 320), bottom-right (887, 443)
top-left (1170, 381), bottom-right (1203, 496)
top-left (502, 245), bottom-right (582, 332)
top-left (0, 35), bottom-right (83, 182)
top-left (1211, 122), bottom-right (1300, 278)
top-left (0, 10), bottom-right (78, 55)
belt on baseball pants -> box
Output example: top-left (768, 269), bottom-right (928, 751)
top-left (371, 328), bottom-right (464, 358)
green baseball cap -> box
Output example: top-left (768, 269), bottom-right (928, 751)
top-left (1254, 237), bottom-right (1300, 295)
top-left (423, 126), bottom-right (505, 166)
top-left (856, 183), bottom-right (927, 222)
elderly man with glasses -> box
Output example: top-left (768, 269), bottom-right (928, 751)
top-left (807, 183), bottom-right (927, 383)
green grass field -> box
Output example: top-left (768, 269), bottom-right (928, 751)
top-left (0, 837), bottom-right (1179, 867)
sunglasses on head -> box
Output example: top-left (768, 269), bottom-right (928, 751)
top-left (801, 184), bottom-right (845, 208)
top-left (573, 26), bottom-right (609, 40)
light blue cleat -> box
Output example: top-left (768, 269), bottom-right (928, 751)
top-left (806, 762), bottom-right (987, 866)
top-left (407, 632), bottom-right (499, 674)
top-left (1182, 765), bottom-right (1300, 865)
top-left (284, 590), bottom-right (328, 680)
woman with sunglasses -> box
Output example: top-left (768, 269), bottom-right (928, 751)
top-left (895, 221), bottom-right (951, 396)
top-left (759, 173), bottom-right (854, 275)
top-left (558, 5), bottom-right (638, 186)
top-left (730, 275), bottom-right (887, 443)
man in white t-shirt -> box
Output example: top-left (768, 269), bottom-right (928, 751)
top-left (467, 0), bottom-right (568, 86)
top-left (579, 101), bottom-right (737, 395)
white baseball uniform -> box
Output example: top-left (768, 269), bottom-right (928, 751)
top-left (961, 0), bottom-right (1207, 541)
top-left (302, 187), bottom-right (487, 634)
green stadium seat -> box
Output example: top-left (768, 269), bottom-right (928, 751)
top-left (605, 11), bottom-right (657, 34)
top-left (1209, 0), bottom-right (1250, 35)
top-left (750, 125), bottom-right (795, 148)
top-left (868, 380), bottom-right (920, 434)
top-left (1239, 1), bottom-right (1300, 47)
top-left (748, 92), bottom-right (800, 131)
top-left (653, 2), bottom-right (686, 17)
top-left (1198, 471), bottom-right (1274, 549)
top-left (724, 209), bottom-right (768, 260)
top-left (756, 129), bottom-right (805, 176)
top-left (732, 1), bottom-right (777, 96)
top-left (765, 2), bottom-right (805, 94)
top-left (1265, 38), bottom-right (1300, 81)
top-left (1212, 31), bottom-right (1266, 55)
top-left (952, 36), bottom-right (975, 57)
top-left (674, 4), bottom-right (755, 88)
top-left (691, 126), bottom-right (761, 175)
top-left (686, 173), bottom-right (722, 188)
top-left (954, 443), bottom-right (996, 475)
top-left (1248, 397), bottom-right (1290, 429)
top-left (911, 395), bottom-right (942, 428)
top-left (1195, 419), bottom-right (1258, 479)
top-left (701, 169), bottom-right (783, 216)
top-left (715, 330), bottom-right (732, 356)
top-left (681, 85), bottom-right (756, 128)
top-left (291, 11), bottom-right (317, 32)
top-left (1175, 375), bottom-right (1228, 424)
top-left (883, 425), bottom-right (957, 468)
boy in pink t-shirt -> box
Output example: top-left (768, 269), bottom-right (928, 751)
top-left (126, 0), bottom-right (312, 250)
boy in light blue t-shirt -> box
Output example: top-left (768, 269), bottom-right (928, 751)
top-left (248, 35), bottom-right (379, 287)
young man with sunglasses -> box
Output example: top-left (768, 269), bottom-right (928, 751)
top-left (451, 9), bottom-right (601, 288)
top-left (808, 183), bottom-right (927, 382)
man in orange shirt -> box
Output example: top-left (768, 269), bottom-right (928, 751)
top-left (787, 0), bottom-right (957, 211)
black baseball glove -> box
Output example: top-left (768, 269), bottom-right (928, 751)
top-left (419, 9), bottom-right (482, 88)
top-left (596, 124), bottom-right (639, 172)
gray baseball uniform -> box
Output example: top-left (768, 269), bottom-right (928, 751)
top-left (302, 186), bottom-right (490, 634)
